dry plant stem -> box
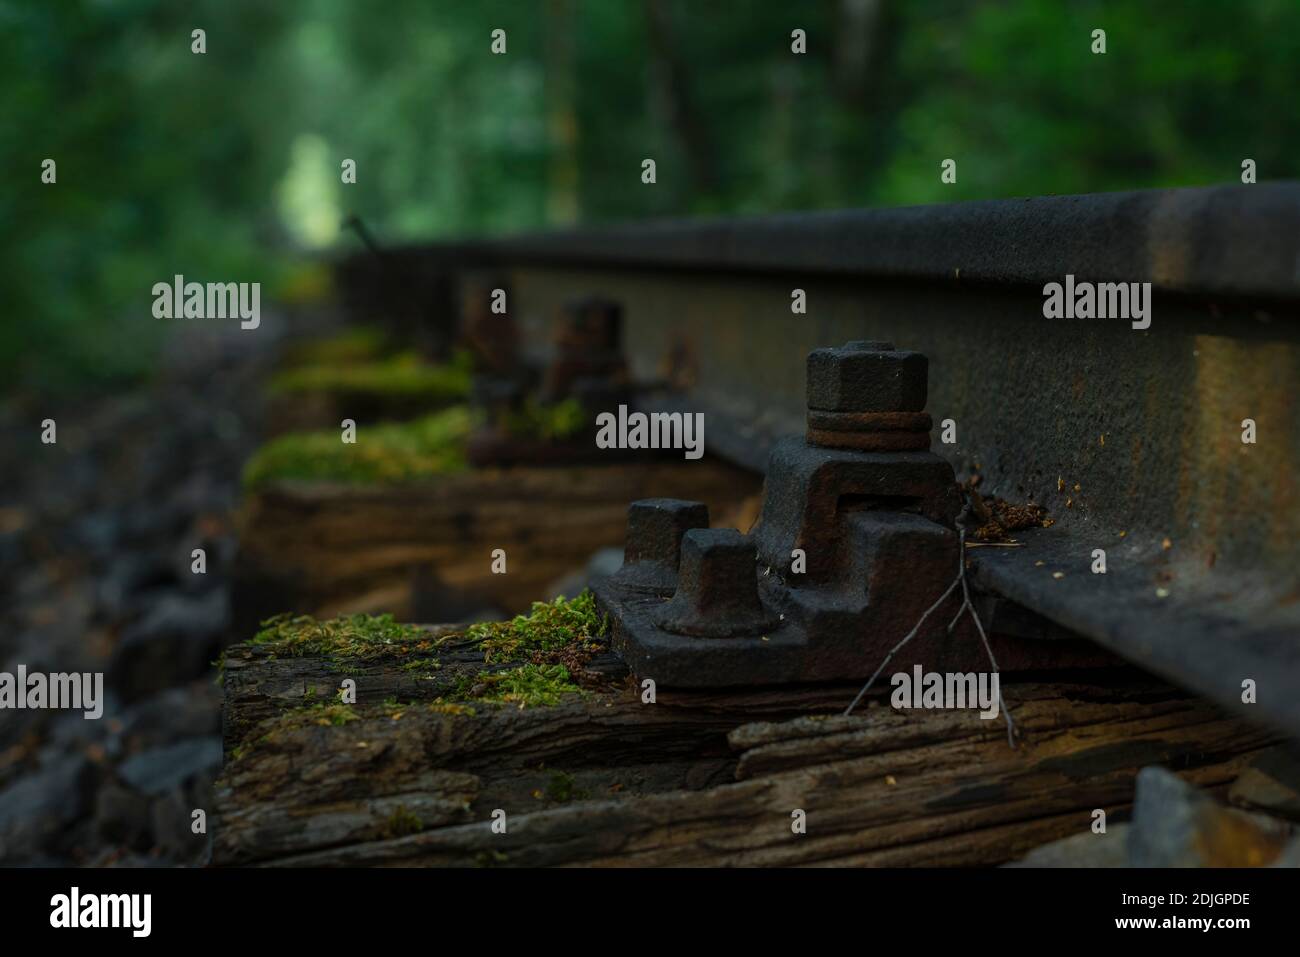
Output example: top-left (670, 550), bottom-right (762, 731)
top-left (845, 531), bottom-right (1019, 749)
top-left (842, 576), bottom-right (961, 719)
top-left (951, 530), bottom-right (1019, 747)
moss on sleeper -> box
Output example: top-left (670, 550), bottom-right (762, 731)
top-left (384, 805), bottom-right (424, 838)
top-left (427, 701), bottom-right (476, 717)
top-left (241, 404), bottom-right (474, 489)
top-left (230, 698), bottom-right (424, 762)
top-left (428, 591), bottom-right (607, 709)
top-left (446, 663), bottom-right (581, 709)
top-left (398, 657), bottom-right (442, 679)
top-left (228, 738), bottom-right (263, 763)
top-left (269, 349), bottom-right (473, 402)
top-left (301, 703), bottom-right (360, 727)
top-left (544, 770), bottom-right (588, 803)
top-left (228, 702), bottom-right (357, 763)
top-left (281, 327), bottom-right (390, 368)
top-left (238, 594), bottom-right (604, 751)
top-left (462, 590), bottom-right (606, 665)
top-left (228, 645), bottom-right (582, 764)
top-left (408, 662), bottom-right (581, 712)
top-left (241, 702), bottom-right (359, 752)
top-left (250, 612), bottom-right (439, 663)
top-left (498, 396), bottom-right (586, 442)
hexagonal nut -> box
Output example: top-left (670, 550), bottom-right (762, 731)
top-left (806, 344), bottom-right (928, 413)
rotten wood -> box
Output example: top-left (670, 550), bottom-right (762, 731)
top-left (230, 458), bottom-right (760, 636)
top-left (264, 391), bottom-right (459, 437)
top-left (214, 654), bottom-right (1278, 866)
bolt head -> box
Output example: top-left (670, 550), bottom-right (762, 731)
top-left (677, 528), bottom-right (755, 593)
top-left (806, 342), bottom-right (928, 413)
top-left (655, 528), bottom-right (776, 638)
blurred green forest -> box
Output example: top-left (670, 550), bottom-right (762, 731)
top-left (2, 0), bottom-right (1297, 390)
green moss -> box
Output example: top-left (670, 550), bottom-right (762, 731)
top-left (282, 327), bottom-right (389, 367)
top-left (499, 396), bottom-right (586, 441)
top-left (250, 612), bottom-right (437, 661)
top-left (272, 263), bottom-right (334, 307)
top-left (270, 349), bottom-right (472, 401)
top-left (384, 805), bottom-right (424, 839)
top-left (545, 770), bottom-right (588, 803)
top-left (427, 701), bottom-right (476, 717)
top-left (316, 704), bottom-right (359, 726)
top-left (241, 404), bottom-right (474, 489)
top-left (450, 663), bottom-right (581, 709)
top-left (275, 702), bottom-right (360, 732)
top-left (229, 736), bottom-right (266, 763)
top-left (464, 590), bottom-right (606, 664)
top-left (229, 703), bottom-right (358, 763)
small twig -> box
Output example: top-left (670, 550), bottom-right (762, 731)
top-left (842, 576), bottom-right (960, 719)
top-left (952, 531), bottom-right (1018, 747)
top-left (844, 530), bottom-right (1019, 748)
top-left (341, 213), bottom-right (386, 263)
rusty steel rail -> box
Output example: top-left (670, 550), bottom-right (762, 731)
top-left (340, 184), bottom-right (1300, 737)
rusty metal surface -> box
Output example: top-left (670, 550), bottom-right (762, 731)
top-left (358, 184), bottom-right (1300, 733)
top-left (407, 184), bottom-right (1300, 298)
top-left (966, 528), bottom-right (1300, 738)
top-left (579, 281), bottom-right (1299, 733)
top-left (595, 343), bottom-right (1101, 687)
top-left (466, 296), bottom-right (631, 468)
top-left (506, 271), bottom-right (1299, 574)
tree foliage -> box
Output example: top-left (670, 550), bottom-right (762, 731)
top-left (4, 0), bottom-right (1296, 388)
